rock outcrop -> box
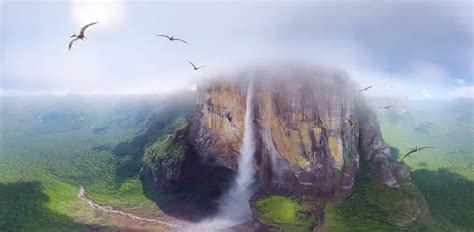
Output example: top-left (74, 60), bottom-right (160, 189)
top-left (189, 68), bottom-right (406, 201)
top-left (144, 67), bottom-right (431, 228)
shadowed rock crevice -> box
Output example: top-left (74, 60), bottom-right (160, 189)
top-left (141, 163), bottom-right (234, 222)
top-left (139, 112), bottom-right (235, 221)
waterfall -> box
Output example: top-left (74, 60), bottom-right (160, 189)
top-left (187, 80), bottom-right (256, 231)
top-left (217, 79), bottom-right (256, 222)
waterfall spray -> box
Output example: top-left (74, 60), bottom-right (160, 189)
top-left (188, 79), bottom-right (256, 231)
top-left (217, 79), bottom-right (256, 222)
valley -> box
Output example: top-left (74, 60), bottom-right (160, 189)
top-left (0, 93), bottom-right (472, 231)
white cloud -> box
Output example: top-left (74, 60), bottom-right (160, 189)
top-left (449, 86), bottom-right (474, 98)
top-left (71, 0), bottom-right (125, 30)
top-left (1, 1), bottom-right (471, 97)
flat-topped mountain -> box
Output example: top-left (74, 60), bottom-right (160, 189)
top-left (142, 67), bottom-right (433, 230)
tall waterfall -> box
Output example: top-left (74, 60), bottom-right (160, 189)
top-left (188, 80), bottom-right (256, 231)
top-left (217, 79), bottom-right (256, 222)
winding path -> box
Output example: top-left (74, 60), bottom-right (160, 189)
top-left (78, 185), bottom-right (186, 228)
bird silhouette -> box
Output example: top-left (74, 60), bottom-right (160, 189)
top-left (69, 22), bottom-right (99, 51)
top-left (346, 118), bottom-right (357, 128)
top-left (187, 60), bottom-right (206, 70)
top-left (401, 146), bottom-right (434, 160)
top-left (318, 118), bottom-right (324, 127)
top-left (156, 34), bottom-right (188, 44)
top-left (379, 105), bottom-right (394, 110)
top-left (358, 85), bottom-right (373, 92)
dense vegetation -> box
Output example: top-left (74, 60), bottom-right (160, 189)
top-left (0, 95), bottom-right (193, 230)
top-left (0, 96), bottom-right (472, 231)
top-left (0, 181), bottom-right (91, 232)
top-left (322, 98), bottom-right (473, 231)
top-left (378, 99), bottom-right (474, 231)
top-left (321, 164), bottom-right (439, 232)
top-left (143, 117), bottom-right (188, 169)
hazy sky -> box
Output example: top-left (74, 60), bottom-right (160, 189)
top-left (1, 0), bottom-right (472, 99)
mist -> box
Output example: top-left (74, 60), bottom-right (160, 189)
top-left (1, 1), bottom-right (473, 231)
top-left (1, 1), bottom-right (472, 99)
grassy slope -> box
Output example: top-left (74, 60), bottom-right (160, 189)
top-left (321, 166), bottom-right (438, 232)
top-left (322, 99), bottom-right (473, 231)
top-left (255, 196), bottom-right (317, 232)
top-left (378, 100), bottom-right (474, 230)
top-left (0, 96), bottom-right (174, 230)
top-left (1, 134), bottom-right (94, 231)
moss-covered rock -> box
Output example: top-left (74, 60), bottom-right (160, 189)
top-left (143, 118), bottom-right (188, 167)
top-left (253, 195), bottom-right (318, 232)
top-left (141, 117), bottom-right (190, 192)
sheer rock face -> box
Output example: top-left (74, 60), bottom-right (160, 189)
top-left (188, 68), bottom-right (406, 202)
top-left (188, 80), bottom-right (247, 170)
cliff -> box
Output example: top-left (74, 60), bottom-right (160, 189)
top-left (189, 68), bottom-right (404, 200)
top-left (143, 67), bottom-right (432, 229)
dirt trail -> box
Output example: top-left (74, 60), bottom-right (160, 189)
top-left (78, 185), bottom-right (187, 229)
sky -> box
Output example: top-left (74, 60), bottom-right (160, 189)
top-left (0, 0), bottom-right (473, 99)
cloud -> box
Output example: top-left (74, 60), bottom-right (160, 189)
top-left (449, 86), bottom-right (474, 98)
top-left (71, 0), bottom-right (125, 29)
top-left (409, 61), bottom-right (449, 82)
top-left (454, 78), bottom-right (465, 84)
top-left (1, 1), bottom-right (472, 97)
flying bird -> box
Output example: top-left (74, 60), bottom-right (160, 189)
top-left (69, 22), bottom-right (99, 51)
top-left (187, 60), bottom-right (206, 71)
top-left (318, 118), bottom-right (324, 128)
top-left (358, 85), bottom-right (373, 92)
top-left (156, 34), bottom-right (188, 44)
top-left (401, 146), bottom-right (434, 160)
top-left (379, 105), bottom-right (394, 110)
top-left (346, 118), bottom-right (357, 128)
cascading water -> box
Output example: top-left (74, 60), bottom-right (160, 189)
top-left (188, 80), bottom-right (256, 231)
top-left (217, 79), bottom-right (256, 222)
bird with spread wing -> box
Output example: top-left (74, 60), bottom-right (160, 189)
top-left (69, 22), bottom-right (99, 51)
top-left (346, 118), bottom-right (358, 128)
top-left (187, 60), bottom-right (206, 71)
top-left (379, 105), bottom-right (395, 110)
top-left (358, 85), bottom-right (373, 92)
top-left (401, 146), bottom-right (434, 160)
top-left (156, 34), bottom-right (188, 44)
